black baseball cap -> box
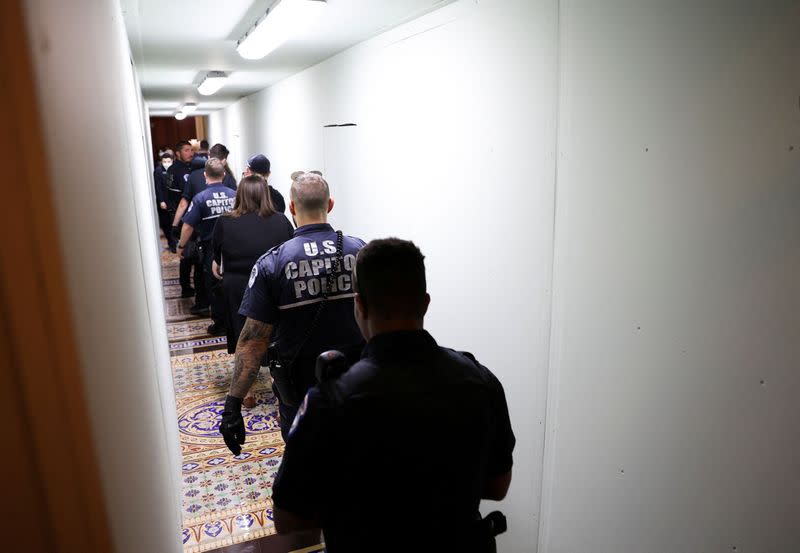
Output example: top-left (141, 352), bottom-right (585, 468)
top-left (247, 154), bottom-right (271, 174)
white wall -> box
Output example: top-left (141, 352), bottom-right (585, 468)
top-left (73, 0), bottom-right (800, 550)
top-left (209, 1), bottom-right (559, 551)
top-left (540, 1), bottom-right (800, 552)
top-left (23, 0), bottom-right (183, 551)
top-left (211, 1), bottom-right (800, 551)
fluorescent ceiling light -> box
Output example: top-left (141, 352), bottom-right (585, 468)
top-left (197, 72), bottom-right (228, 96)
top-left (236, 0), bottom-right (326, 60)
top-left (174, 111), bottom-right (187, 120)
top-left (181, 103), bottom-right (197, 114)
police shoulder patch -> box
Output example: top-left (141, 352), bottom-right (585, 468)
top-left (248, 264), bottom-right (258, 288)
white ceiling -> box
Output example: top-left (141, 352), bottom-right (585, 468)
top-left (122, 0), bottom-right (452, 116)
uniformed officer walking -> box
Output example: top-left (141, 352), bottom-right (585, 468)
top-left (172, 143), bottom-right (237, 228)
top-left (177, 158), bottom-right (236, 333)
top-left (269, 238), bottom-right (516, 552)
top-left (168, 140), bottom-right (197, 298)
top-left (219, 172), bottom-right (364, 446)
top-left (171, 143), bottom-right (236, 311)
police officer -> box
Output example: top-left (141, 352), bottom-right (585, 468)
top-left (173, 144), bottom-right (238, 312)
top-left (269, 238), bottom-right (516, 552)
top-left (172, 143), bottom-right (238, 227)
top-left (153, 152), bottom-right (174, 251)
top-left (243, 153), bottom-right (286, 213)
top-left (219, 172), bottom-right (364, 446)
top-left (177, 158), bottom-right (236, 332)
top-left (168, 140), bottom-right (197, 298)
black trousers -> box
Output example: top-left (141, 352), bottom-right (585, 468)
top-left (179, 257), bottom-right (192, 292)
top-left (201, 241), bottom-right (225, 326)
top-left (157, 207), bottom-right (175, 247)
top-left (271, 344), bottom-right (363, 440)
top-left (221, 271), bottom-right (249, 354)
top-left (179, 251), bottom-right (202, 297)
top-left (271, 363), bottom-right (315, 442)
top-left (177, 225), bottom-right (202, 299)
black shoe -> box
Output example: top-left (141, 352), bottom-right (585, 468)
top-left (190, 304), bottom-right (210, 315)
top-left (169, 245), bottom-right (177, 254)
top-left (207, 323), bottom-right (226, 336)
top-left (181, 288), bottom-right (195, 298)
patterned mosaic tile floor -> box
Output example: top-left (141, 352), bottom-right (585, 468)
top-left (160, 248), bottom-right (289, 552)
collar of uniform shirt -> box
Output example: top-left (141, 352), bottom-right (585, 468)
top-left (293, 222), bottom-right (334, 236)
top-left (361, 330), bottom-right (438, 360)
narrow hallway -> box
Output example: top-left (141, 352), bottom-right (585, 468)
top-left (161, 245), bottom-right (317, 552)
top-left (7, 0), bottom-right (799, 552)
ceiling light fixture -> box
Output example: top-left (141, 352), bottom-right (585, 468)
top-left (197, 71), bottom-right (228, 96)
top-left (174, 111), bottom-right (187, 121)
top-left (181, 102), bottom-right (197, 114)
top-left (236, 0), bottom-right (327, 60)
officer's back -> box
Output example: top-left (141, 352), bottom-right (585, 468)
top-left (182, 159), bottom-right (236, 243)
top-left (185, 154), bottom-right (237, 202)
top-left (184, 154), bottom-right (208, 201)
top-left (261, 230), bottom-right (362, 355)
top-left (272, 238), bottom-right (515, 552)
top-left (220, 172), bottom-right (366, 453)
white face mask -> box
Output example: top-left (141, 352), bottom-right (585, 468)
top-left (162, 160), bottom-right (173, 169)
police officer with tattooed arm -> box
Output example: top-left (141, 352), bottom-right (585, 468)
top-left (219, 172), bottom-right (365, 448)
top-left (270, 238), bottom-right (516, 552)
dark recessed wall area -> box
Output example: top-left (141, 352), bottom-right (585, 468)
top-left (149, 116), bottom-right (200, 163)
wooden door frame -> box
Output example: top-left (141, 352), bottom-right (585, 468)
top-left (0, 1), bottom-right (113, 551)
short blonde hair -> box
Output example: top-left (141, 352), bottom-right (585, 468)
top-left (290, 173), bottom-right (329, 213)
top-left (205, 158), bottom-right (226, 180)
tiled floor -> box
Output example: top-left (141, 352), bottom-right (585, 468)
top-left (160, 247), bottom-right (322, 553)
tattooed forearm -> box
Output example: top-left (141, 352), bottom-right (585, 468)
top-left (229, 318), bottom-right (272, 398)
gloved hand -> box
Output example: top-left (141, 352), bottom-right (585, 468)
top-left (219, 395), bottom-right (245, 456)
top-left (171, 225), bottom-right (181, 242)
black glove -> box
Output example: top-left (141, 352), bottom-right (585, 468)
top-left (171, 225), bottom-right (181, 242)
top-left (219, 395), bottom-right (245, 456)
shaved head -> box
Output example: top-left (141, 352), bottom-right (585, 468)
top-left (204, 158), bottom-right (225, 180)
top-left (290, 172), bottom-right (330, 215)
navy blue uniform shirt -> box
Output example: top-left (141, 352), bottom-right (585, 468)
top-left (272, 329), bottom-right (516, 552)
top-left (239, 223), bottom-right (365, 360)
top-left (181, 156), bottom-right (207, 201)
top-left (192, 154), bottom-right (207, 170)
top-left (184, 163), bottom-right (237, 201)
top-left (182, 183), bottom-right (236, 241)
top-left (267, 185), bottom-right (286, 213)
top-left (166, 159), bottom-right (192, 201)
